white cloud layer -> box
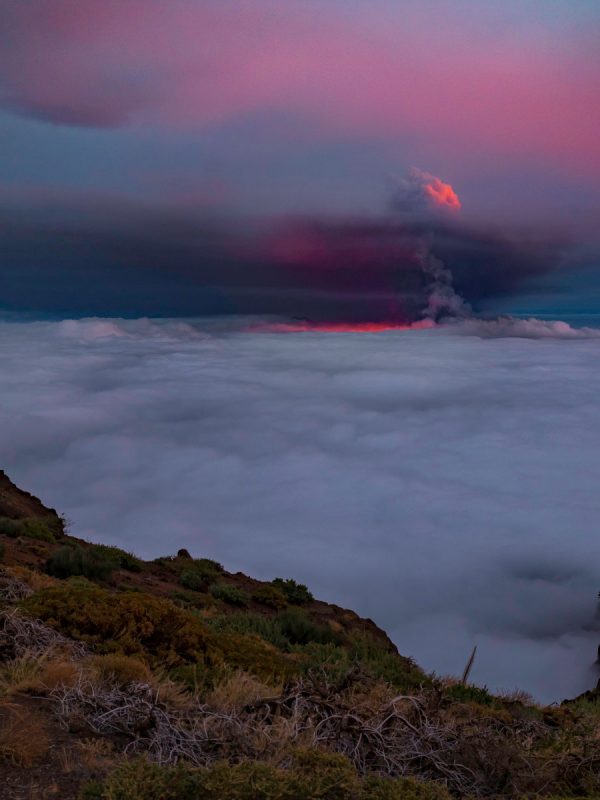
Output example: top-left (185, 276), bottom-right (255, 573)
top-left (1, 316), bottom-right (600, 702)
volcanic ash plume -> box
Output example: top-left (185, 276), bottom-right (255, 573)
top-left (393, 167), bottom-right (462, 216)
top-left (392, 169), bottom-right (470, 321)
top-left (420, 251), bottom-right (471, 321)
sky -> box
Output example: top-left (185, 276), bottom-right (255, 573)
top-left (1, 0), bottom-right (599, 320)
top-left (2, 316), bottom-right (600, 703)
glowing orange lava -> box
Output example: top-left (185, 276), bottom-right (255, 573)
top-left (250, 320), bottom-right (436, 333)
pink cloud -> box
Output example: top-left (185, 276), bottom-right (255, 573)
top-left (0, 1), bottom-right (598, 177)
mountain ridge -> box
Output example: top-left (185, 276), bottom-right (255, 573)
top-left (1, 471), bottom-right (600, 799)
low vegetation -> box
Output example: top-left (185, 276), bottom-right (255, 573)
top-left (0, 515), bottom-right (59, 542)
top-left (80, 750), bottom-right (453, 800)
top-left (1, 474), bottom-right (600, 798)
top-left (46, 545), bottom-right (115, 580)
top-left (271, 577), bottom-right (314, 604)
top-left (209, 582), bottom-right (250, 606)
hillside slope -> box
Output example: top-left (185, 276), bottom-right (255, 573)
top-left (0, 472), bottom-right (599, 799)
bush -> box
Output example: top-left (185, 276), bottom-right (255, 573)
top-left (22, 583), bottom-right (214, 666)
top-left (444, 682), bottom-right (497, 707)
top-left (179, 569), bottom-right (210, 592)
top-left (0, 517), bottom-right (56, 542)
top-left (348, 635), bottom-right (428, 691)
top-left (193, 557), bottom-right (224, 573)
top-left (361, 776), bottom-right (452, 800)
top-left (208, 610), bottom-right (339, 650)
top-left (46, 545), bottom-right (114, 581)
top-left (84, 749), bottom-right (448, 800)
top-left (92, 757), bottom-right (176, 800)
top-left (252, 584), bottom-right (287, 610)
top-left (171, 589), bottom-right (212, 610)
top-left (216, 633), bottom-right (298, 681)
top-left (0, 518), bottom-right (22, 537)
top-left (86, 750), bottom-right (359, 800)
top-left (271, 577), bottom-right (313, 605)
top-left (179, 558), bottom-right (223, 591)
top-left (296, 642), bottom-right (353, 680)
top-left (207, 613), bottom-right (289, 650)
top-left (210, 583), bottom-right (250, 607)
top-left (89, 544), bottom-right (143, 572)
top-left (20, 519), bottom-right (57, 542)
top-left (277, 607), bottom-right (339, 646)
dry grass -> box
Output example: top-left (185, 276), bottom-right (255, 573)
top-left (205, 669), bottom-right (280, 712)
top-left (0, 701), bottom-right (50, 767)
top-left (0, 656), bottom-right (44, 696)
top-left (56, 744), bottom-right (78, 774)
top-left (152, 676), bottom-right (193, 710)
top-left (45, 671), bottom-right (600, 797)
top-left (0, 655), bottom-right (81, 697)
top-left (76, 737), bottom-right (116, 772)
top-left (38, 659), bottom-right (80, 690)
top-left (88, 653), bottom-right (151, 687)
top-left (1, 565), bottom-right (56, 594)
top-left (497, 687), bottom-right (536, 706)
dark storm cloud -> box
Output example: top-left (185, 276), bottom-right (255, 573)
top-left (0, 192), bottom-right (568, 321)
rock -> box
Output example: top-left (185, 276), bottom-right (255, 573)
top-left (177, 548), bottom-right (192, 559)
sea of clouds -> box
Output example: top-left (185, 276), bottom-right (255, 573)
top-left (1, 315), bottom-right (600, 703)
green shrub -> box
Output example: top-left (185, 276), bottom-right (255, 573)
top-left (444, 682), bottom-right (497, 707)
top-left (210, 582), bottom-right (250, 607)
top-left (192, 557), bottom-right (224, 573)
top-left (171, 589), bottom-right (211, 609)
top-left (85, 749), bottom-right (454, 800)
top-left (0, 516), bottom-right (56, 542)
top-left (207, 612), bottom-right (289, 650)
top-left (152, 556), bottom-right (176, 570)
top-left (45, 545), bottom-right (114, 581)
top-left (216, 632), bottom-right (298, 681)
top-left (252, 584), bottom-right (288, 609)
top-left (271, 577), bottom-right (313, 605)
top-left (0, 518), bottom-right (21, 537)
top-left (79, 781), bottom-right (105, 800)
top-left (89, 544), bottom-right (143, 572)
top-left (208, 610), bottom-right (339, 650)
top-left (22, 583), bottom-right (213, 666)
top-left (296, 642), bottom-right (353, 680)
top-left (285, 749), bottom-right (360, 799)
top-left (88, 749), bottom-right (362, 800)
top-left (169, 662), bottom-right (212, 694)
top-left (277, 607), bottom-right (339, 646)
top-left (361, 776), bottom-right (452, 799)
top-left (92, 757), bottom-right (176, 800)
top-left (178, 558), bottom-right (223, 591)
top-left (180, 569), bottom-right (210, 591)
top-left (347, 635), bottom-right (428, 691)
top-left (21, 518), bottom-right (57, 542)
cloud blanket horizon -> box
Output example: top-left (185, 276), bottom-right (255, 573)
top-left (2, 315), bottom-right (600, 703)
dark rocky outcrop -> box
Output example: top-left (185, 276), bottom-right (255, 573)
top-left (0, 470), bottom-right (64, 535)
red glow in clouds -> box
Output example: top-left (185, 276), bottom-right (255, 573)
top-left (418, 170), bottom-right (461, 211)
top-left (250, 320), bottom-right (436, 333)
